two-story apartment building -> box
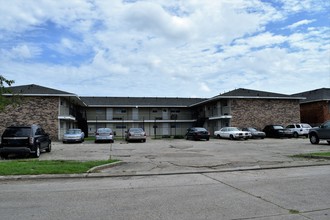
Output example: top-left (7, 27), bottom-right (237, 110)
top-left (1, 84), bottom-right (306, 140)
top-left (80, 96), bottom-right (206, 138)
top-left (192, 88), bottom-right (304, 134)
top-left (293, 88), bottom-right (330, 126)
top-left (0, 84), bottom-right (87, 140)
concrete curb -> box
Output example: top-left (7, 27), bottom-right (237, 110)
top-left (86, 161), bottom-right (124, 173)
top-left (1, 161), bottom-right (330, 181)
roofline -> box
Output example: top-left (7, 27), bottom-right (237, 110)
top-left (190, 96), bottom-right (305, 107)
top-left (3, 93), bottom-right (88, 106)
top-left (300, 99), bottom-right (330, 104)
top-left (87, 105), bottom-right (191, 108)
top-left (217, 96), bottom-right (305, 100)
top-left (3, 93), bottom-right (77, 97)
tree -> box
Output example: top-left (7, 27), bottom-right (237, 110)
top-left (0, 75), bottom-right (15, 110)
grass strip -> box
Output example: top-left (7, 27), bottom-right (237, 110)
top-left (0, 159), bottom-right (118, 176)
top-left (292, 152), bottom-right (330, 159)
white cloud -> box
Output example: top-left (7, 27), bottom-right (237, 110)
top-left (286, 19), bottom-right (316, 29)
top-left (199, 82), bottom-right (211, 93)
top-left (1, 44), bottom-right (42, 60)
top-left (277, 0), bottom-right (330, 13)
top-left (0, 0), bottom-right (329, 97)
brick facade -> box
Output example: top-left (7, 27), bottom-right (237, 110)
top-left (300, 101), bottom-right (330, 126)
top-left (0, 97), bottom-right (59, 140)
top-left (230, 99), bottom-right (301, 129)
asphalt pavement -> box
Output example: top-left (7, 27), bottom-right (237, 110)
top-left (2, 137), bottom-right (329, 180)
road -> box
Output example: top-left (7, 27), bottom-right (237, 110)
top-left (1, 165), bottom-right (329, 220)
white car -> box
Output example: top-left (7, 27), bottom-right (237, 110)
top-left (286, 123), bottom-right (312, 138)
top-left (63, 129), bottom-right (84, 143)
top-left (214, 127), bottom-right (251, 140)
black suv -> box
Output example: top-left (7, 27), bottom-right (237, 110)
top-left (309, 120), bottom-right (330, 144)
top-left (0, 125), bottom-right (51, 159)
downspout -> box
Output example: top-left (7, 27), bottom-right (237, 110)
top-left (58, 97), bottom-right (61, 141)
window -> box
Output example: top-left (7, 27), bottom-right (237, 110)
top-left (116, 125), bottom-right (126, 129)
top-left (35, 128), bottom-right (45, 135)
top-left (170, 114), bottom-right (178, 120)
top-left (221, 100), bottom-right (228, 106)
top-left (115, 109), bottom-right (126, 114)
top-left (113, 117), bottom-right (123, 120)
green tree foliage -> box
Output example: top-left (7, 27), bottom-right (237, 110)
top-left (0, 75), bottom-right (15, 110)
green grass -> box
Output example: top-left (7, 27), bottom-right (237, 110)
top-left (292, 152), bottom-right (330, 159)
top-left (0, 159), bottom-right (118, 176)
top-left (309, 152), bottom-right (330, 157)
top-left (289, 209), bottom-right (300, 214)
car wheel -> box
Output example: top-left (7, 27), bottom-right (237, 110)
top-left (32, 145), bottom-right (41, 158)
top-left (230, 135), bottom-right (234, 140)
top-left (46, 142), bottom-right (52, 152)
top-left (206, 138), bottom-right (209, 141)
top-left (309, 134), bottom-right (319, 144)
top-left (293, 132), bottom-right (299, 138)
top-left (216, 134), bottom-right (221, 139)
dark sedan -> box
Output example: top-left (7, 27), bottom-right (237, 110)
top-left (242, 127), bottom-right (266, 139)
top-left (185, 127), bottom-right (210, 141)
top-left (263, 125), bottom-right (293, 138)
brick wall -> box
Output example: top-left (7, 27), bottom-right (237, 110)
top-left (230, 99), bottom-right (301, 129)
top-left (0, 96), bottom-right (59, 140)
top-left (300, 101), bottom-right (330, 126)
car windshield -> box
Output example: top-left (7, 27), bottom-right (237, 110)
top-left (195, 128), bottom-right (207, 131)
top-left (228, 127), bottom-right (240, 131)
top-left (3, 127), bottom-right (31, 137)
top-left (97, 128), bottom-right (111, 133)
top-left (129, 128), bottom-right (144, 132)
top-left (66, 130), bottom-right (80, 134)
top-left (302, 124), bottom-right (311, 128)
top-left (248, 128), bottom-right (257, 132)
top-left (274, 125), bottom-right (284, 129)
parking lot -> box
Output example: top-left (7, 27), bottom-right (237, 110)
top-left (39, 137), bottom-right (330, 175)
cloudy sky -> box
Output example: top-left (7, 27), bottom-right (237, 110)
top-left (1, 0), bottom-right (329, 97)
